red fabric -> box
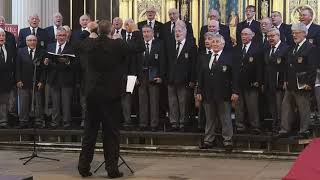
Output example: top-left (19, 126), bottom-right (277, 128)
top-left (283, 138), bottom-right (320, 180)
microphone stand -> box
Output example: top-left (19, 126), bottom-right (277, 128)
top-left (19, 57), bottom-right (60, 165)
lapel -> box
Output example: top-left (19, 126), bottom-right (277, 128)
top-left (294, 41), bottom-right (307, 56)
top-left (177, 39), bottom-right (188, 59)
top-left (150, 40), bottom-right (156, 55)
top-left (4, 44), bottom-right (11, 63)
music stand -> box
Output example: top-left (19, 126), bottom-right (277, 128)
top-left (94, 155), bottom-right (134, 174)
top-left (19, 58), bottom-right (60, 165)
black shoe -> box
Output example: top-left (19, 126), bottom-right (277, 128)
top-left (223, 140), bottom-right (233, 152)
top-left (298, 131), bottom-right (311, 139)
top-left (179, 127), bottom-right (186, 132)
top-left (79, 171), bottom-right (92, 178)
top-left (138, 126), bottom-right (149, 131)
top-left (199, 142), bottom-right (214, 149)
top-left (166, 124), bottom-right (179, 132)
top-left (236, 128), bottom-right (246, 134)
top-left (48, 125), bottom-right (58, 130)
top-left (0, 124), bottom-right (9, 129)
top-left (17, 123), bottom-right (30, 129)
top-left (108, 171), bottom-right (123, 178)
top-left (63, 124), bottom-right (72, 130)
top-left (276, 132), bottom-right (289, 138)
top-left (250, 128), bottom-right (261, 135)
top-left (151, 127), bottom-right (158, 132)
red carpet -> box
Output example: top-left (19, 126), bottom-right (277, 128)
top-left (283, 138), bottom-right (320, 180)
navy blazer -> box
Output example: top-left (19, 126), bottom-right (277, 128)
top-left (306, 23), bottom-right (320, 47)
top-left (18, 27), bottom-right (49, 49)
top-left (138, 20), bottom-right (163, 39)
top-left (278, 23), bottom-right (294, 45)
top-left (234, 42), bottom-right (264, 90)
top-left (286, 41), bottom-right (317, 91)
top-left (263, 42), bottom-right (289, 91)
top-left (46, 42), bottom-right (78, 87)
top-left (197, 50), bottom-right (239, 103)
top-left (236, 20), bottom-right (262, 46)
top-left (198, 24), bottom-right (233, 52)
top-left (5, 31), bottom-right (16, 47)
top-left (15, 47), bottom-right (46, 89)
top-left (166, 37), bottom-right (197, 84)
top-left (0, 43), bottom-right (16, 93)
top-left (44, 26), bottom-right (56, 44)
top-left (161, 20), bottom-right (194, 42)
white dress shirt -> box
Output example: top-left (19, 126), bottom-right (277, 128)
top-left (145, 39), bottom-right (152, 54)
top-left (270, 40), bottom-right (281, 56)
top-left (56, 41), bottom-right (66, 54)
top-left (30, 27), bottom-right (38, 35)
top-left (209, 50), bottom-right (223, 69)
top-left (126, 32), bottom-right (132, 41)
top-left (0, 45), bottom-right (7, 62)
top-left (28, 47), bottom-right (36, 60)
top-left (176, 38), bottom-right (186, 57)
top-left (148, 19), bottom-right (156, 29)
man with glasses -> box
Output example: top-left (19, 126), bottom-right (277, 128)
top-left (138, 6), bottom-right (163, 39)
top-left (278, 23), bottom-right (317, 139)
top-left (271, 11), bottom-right (293, 45)
top-left (236, 5), bottom-right (262, 46)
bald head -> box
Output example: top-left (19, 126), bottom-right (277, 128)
top-left (260, 17), bottom-right (273, 33)
top-left (241, 28), bottom-right (254, 44)
top-left (28, 14), bottom-right (40, 28)
top-left (168, 8), bottom-right (179, 22)
top-left (208, 9), bottom-right (220, 21)
top-left (112, 17), bottom-right (123, 30)
top-left (79, 14), bottom-right (91, 28)
top-left (207, 20), bottom-right (220, 33)
top-left (26, 35), bottom-right (37, 49)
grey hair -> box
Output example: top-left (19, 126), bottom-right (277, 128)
top-left (267, 27), bottom-right (280, 36)
top-left (208, 9), bottom-right (220, 19)
top-left (212, 33), bottom-right (225, 45)
top-left (204, 32), bottom-right (216, 38)
top-left (26, 35), bottom-right (37, 41)
top-left (291, 22), bottom-right (308, 35)
top-left (29, 14), bottom-right (39, 20)
top-left (0, 28), bottom-right (5, 35)
top-left (124, 18), bottom-right (134, 25)
top-left (57, 26), bottom-right (67, 33)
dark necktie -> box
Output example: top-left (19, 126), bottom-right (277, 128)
top-left (116, 29), bottom-right (119, 34)
top-left (171, 22), bottom-right (175, 34)
top-left (247, 21), bottom-right (250, 27)
top-left (29, 49), bottom-right (33, 60)
top-left (263, 33), bottom-right (268, 44)
top-left (208, 50), bottom-right (212, 55)
top-left (176, 41), bottom-right (181, 56)
top-left (32, 28), bottom-right (36, 35)
top-left (270, 46), bottom-right (275, 57)
top-left (57, 45), bottom-right (62, 54)
top-left (293, 44), bottom-right (299, 54)
top-left (0, 45), bottom-right (4, 62)
top-left (127, 34), bottom-right (131, 41)
top-left (241, 45), bottom-right (247, 58)
top-left (209, 54), bottom-right (218, 69)
top-left (149, 21), bottom-right (152, 28)
top-left (145, 42), bottom-right (150, 56)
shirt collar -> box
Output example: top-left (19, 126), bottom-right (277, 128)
top-left (206, 48), bottom-right (213, 54)
top-left (243, 41), bottom-right (252, 49)
top-left (30, 27), bottom-right (38, 32)
top-left (276, 23), bottom-right (282, 29)
top-left (145, 39), bottom-right (152, 45)
top-left (273, 40), bottom-right (281, 49)
top-left (57, 41), bottom-right (67, 49)
top-left (148, 19), bottom-right (155, 25)
top-left (177, 38), bottom-right (186, 46)
top-left (212, 50), bottom-right (223, 57)
top-left (298, 38), bottom-right (307, 47)
top-left (28, 47), bottom-right (36, 52)
top-left (246, 19), bottom-right (253, 24)
top-left (306, 22), bottom-right (312, 30)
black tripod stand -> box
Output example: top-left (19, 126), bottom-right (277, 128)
top-left (19, 58), bottom-right (60, 165)
top-left (94, 155), bottom-right (134, 174)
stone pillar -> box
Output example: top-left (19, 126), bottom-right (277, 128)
top-left (12, 0), bottom-right (59, 29)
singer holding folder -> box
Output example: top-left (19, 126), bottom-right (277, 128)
top-left (44, 27), bottom-right (77, 129)
top-left (77, 20), bottom-right (145, 178)
top-left (278, 23), bottom-right (317, 139)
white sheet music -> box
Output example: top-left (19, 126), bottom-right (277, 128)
top-left (126, 75), bottom-right (137, 94)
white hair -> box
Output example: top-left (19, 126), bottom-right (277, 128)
top-left (0, 28), bottom-right (5, 34)
top-left (291, 22), bottom-right (308, 35)
top-left (267, 27), bottom-right (280, 36)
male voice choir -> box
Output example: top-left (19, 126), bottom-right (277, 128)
top-left (1, 6), bottom-right (320, 148)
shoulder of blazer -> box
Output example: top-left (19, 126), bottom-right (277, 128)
top-left (155, 21), bottom-right (163, 25)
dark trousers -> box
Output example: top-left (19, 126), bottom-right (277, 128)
top-left (235, 89), bottom-right (260, 130)
top-left (0, 93), bottom-right (9, 126)
top-left (168, 84), bottom-right (188, 127)
top-left (51, 86), bottom-right (72, 127)
top-left (18, 88), bottom-right (43, 125)
top-left (203, 101), bottom-right (233, 143)
top-left (121, 93), bottom-right (132, 125)
top-left (266, 89), bottom-right (284, 130)
top-left (78, 93), bottom-right (121, 173)
top-left (280, 90), bottom-right (311, 133)
top-left (138, 81), bottom-right (159, 128)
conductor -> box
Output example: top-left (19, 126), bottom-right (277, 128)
top-left (77, 20), bottom-right (145, 178)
